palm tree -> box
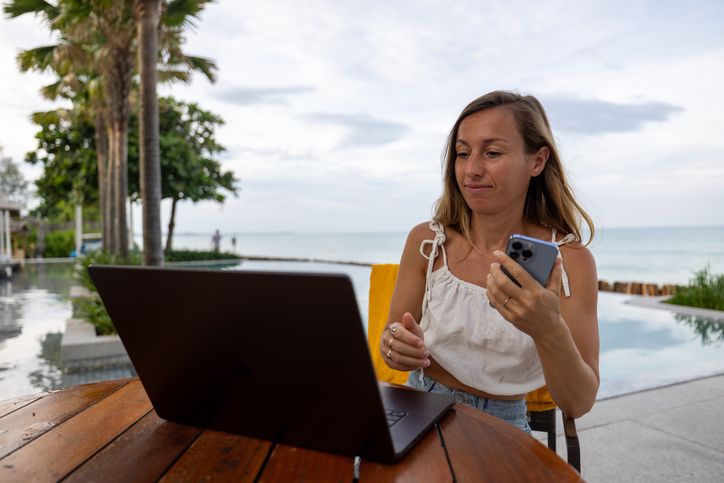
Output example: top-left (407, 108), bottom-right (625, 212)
top-left (12, 34), bottom-right (116, 251)
top-left (6, 0), bottom-right (217, 263)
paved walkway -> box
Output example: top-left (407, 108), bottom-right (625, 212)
top-left (536, 374), bottom-right (724, 482)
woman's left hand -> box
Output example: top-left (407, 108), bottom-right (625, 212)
top-left (486, 250), bottom-right (565, 340)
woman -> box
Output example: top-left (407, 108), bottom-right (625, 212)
top-left (380, 91), bottom-right (599, 433)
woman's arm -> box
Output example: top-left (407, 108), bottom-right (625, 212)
top-left (379, 223), bottom-right (432, 372)
top-left (487, 245), bottom-right (600, 418)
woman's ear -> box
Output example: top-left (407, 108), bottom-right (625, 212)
top-left (530, 146), bottom-right (549, 177)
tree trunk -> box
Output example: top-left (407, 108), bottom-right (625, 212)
top-left (94, 107), bottom-right (108, 251)
top-left (115, 116), bottom-right (129, 258)
top-left (105, 37), bottom-right (134, 260)
top-left (165, 197), bottom-right (177, 252)
top-left (137, 0), bottom-right (163, 266)
top-left (106, 124), bottom-right (117, 254)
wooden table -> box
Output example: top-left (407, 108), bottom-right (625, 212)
top-left (0, 378), bottom-right (584, 482)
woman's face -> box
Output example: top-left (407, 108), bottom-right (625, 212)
top-left (454, 107), bottom-right (548, 217)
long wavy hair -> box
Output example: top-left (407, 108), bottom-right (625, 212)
top-left (433, 91), bottom-right (594, 246)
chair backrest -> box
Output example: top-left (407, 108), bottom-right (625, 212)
top-left (367, 264), bottom-right (409, 385)
top-left (366, 263), bottom-right (556, 409)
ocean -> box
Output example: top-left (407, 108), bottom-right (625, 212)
top-left (156, 226), bottom-right (724, 287)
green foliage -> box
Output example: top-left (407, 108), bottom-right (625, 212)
top-left (664, 266), bottom-right (724, 311)
top-left (75, 250), bottom-right (142, 292)
top-left (127, 97), bottom-right (238, 204)
top-left (74, 296), bottom-right (116, 336)
top-left (44, 229), bottom-right (75, 258)
top-left (164, 249), bottom-right (241, 262)
top-left (72, 250), bottom-right (143, 336)
top-left (24, 113), bottom-right (98, 220)
top-left (25, 96), bottom-right (237, 224)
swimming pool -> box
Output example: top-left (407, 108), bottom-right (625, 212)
top-left (1, 260), bottom-right (722, 400)
top-left (596, 291), bottom-right (724, 399)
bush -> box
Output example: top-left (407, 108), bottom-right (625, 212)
top-left (72, 250), bottom-right (142, 336)
top-left (74, 296), bottom-right (116, 336)
top-left (664, 266), bottom-right (724, 311)
top-left (75, 250), bottom-right (142, 292)
top-left (164, 249), bottom-right (241, 262)
top-left (44, 229), bottom-right (75, 258)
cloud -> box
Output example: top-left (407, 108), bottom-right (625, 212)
top-left (300, 113), bottom-right (409, 148)
top-left (212, 86), bottom-right (315, 106)
top-left (542, 97), bottom-right (684, 135)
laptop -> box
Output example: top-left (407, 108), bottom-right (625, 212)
top-left (88, 265), bottom-right (455, 464)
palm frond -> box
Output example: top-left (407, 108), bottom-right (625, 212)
top-left (30, 108), bottom-right (72, 125)
top-left (53, 41), bottom-right (88, 68)
top-left (87, 75), bottom-right (106, 100)
top-left (185, 55), bottom-right (217, 83)
top-left (157, 68), bottom-right (191, 84)
top-left (59, 71), bottom-right (83, 93)
top-left (163, 0), bottom-right (211, 29)
top-left (55, 0), bottom-right (93, 31)
top-left (3, 0), bottom-right (59, 20)
top-left (17, 45), bottom-right (57, 72)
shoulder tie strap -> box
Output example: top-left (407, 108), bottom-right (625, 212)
top-left (420, 221), bottom-right (446, 315)
top-left (551, 229), bottom-right (576, 297)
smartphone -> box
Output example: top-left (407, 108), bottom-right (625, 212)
top-left (500, 234), bottom-right (559, 288)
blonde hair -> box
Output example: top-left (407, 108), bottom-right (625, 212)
top-left (433, 91), bottom-right (594, 246)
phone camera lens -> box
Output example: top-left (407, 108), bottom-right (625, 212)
top-left (509, 251), bottom-right (520, 260)
top-left (512, 241), bottom-right (523, 250)
top-left (522, 249), bottom-right (533, 258)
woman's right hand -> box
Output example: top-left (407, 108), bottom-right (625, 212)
top-left (380, 312), bottom-right (430, 371)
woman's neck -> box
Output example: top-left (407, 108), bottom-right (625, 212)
top-left (468, 212), bottom-right (534, 254)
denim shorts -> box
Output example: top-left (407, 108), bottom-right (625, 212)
top-left (405, 370), bottom-right (531, 434)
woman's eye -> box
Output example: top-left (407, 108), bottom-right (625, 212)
top-left (457, 152), bottom-right (470, 159)
top-left (487, 151), bottom-right (501, 157)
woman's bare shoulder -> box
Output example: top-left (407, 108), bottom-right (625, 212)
top-left (400, 221), bottom-right (438, 265)
top-left (407, 221), bottom-right (436, 243)
top-left (559, 239), bottom-right (595, 264)
top-left (559, 239), bottom-right (598, 292)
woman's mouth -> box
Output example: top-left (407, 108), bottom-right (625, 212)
top-left (465, 184), bottom-right (491, 193)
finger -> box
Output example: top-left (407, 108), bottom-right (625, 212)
top-left (545, 256), bottom-right (563, 297)
top-left (387, 348), bottom-right (430, 369)
top-left (380, 318), bottom-right (427, 361)
top-left (381, 335), bottom-right (429, 370)
top-left (488, 261), bottom-right (525, 300)
top-left (390, 336), bottom-right (429, 359)
top-left (492, 250), bottom-right (537, 289)
top-left (485, 271), bottom-right (509, 308)
top-left (401, 312), bottom-right (425, 345)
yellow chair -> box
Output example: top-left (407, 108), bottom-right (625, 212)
top-left (367, 263), bottom-right (580, 473)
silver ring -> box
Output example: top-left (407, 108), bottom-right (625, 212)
top-left (502, 297), bottom-right (510, 308)
top-left (390, 323), bottom-right (401, 334)
top-left (389, 337), bottom-right (395, 348)
top-left (387, 349), bottom-right (392, 359)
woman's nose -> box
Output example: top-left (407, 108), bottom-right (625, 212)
top-left (465, 153), bottom-right (485, 177)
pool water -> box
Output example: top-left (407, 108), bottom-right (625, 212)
top-left (0, 262), bottom-right (75, 399)
top-left (1, 260), bottom-right (722, 400)
top-left (596, 292), bottom-right (724, 398)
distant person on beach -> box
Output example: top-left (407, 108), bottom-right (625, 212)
top-left (381, 91), bottom-right (599, 433)
top-left (211, 229), bottom-right (221, 252)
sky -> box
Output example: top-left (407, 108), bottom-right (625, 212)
top-left (1, 0), bottom-right (723, 235)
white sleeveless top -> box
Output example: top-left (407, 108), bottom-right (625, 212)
top-left (419, 221), bottom-right (575, 396)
